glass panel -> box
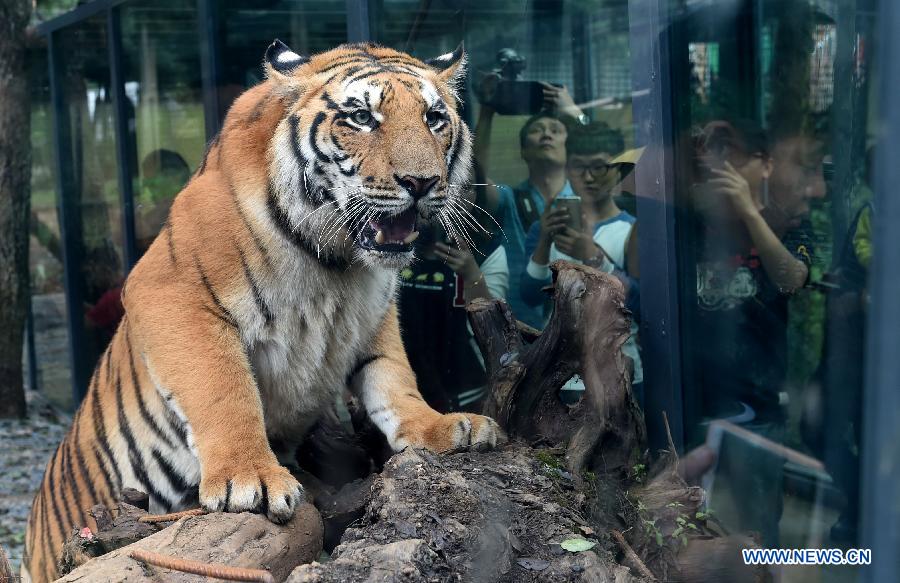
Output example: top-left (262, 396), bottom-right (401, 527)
top-left (55, 16), bottom-right (125, 395)
top-left (27, 44), bottom-right (74, 411)
top-left (215, 0), bottom-right (348, 119)
top-left (374, 0), bottom-right (643, 410)
top-left (660, 0), bottom-right (879, 574)
top-left (120, 0), bottom-right (203, 257)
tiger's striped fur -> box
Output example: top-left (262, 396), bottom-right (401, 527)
top-left (23, 41), bottom-right (501, 582)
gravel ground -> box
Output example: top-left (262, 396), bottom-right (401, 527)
top-left (0, 392), bottom-right (69, 575)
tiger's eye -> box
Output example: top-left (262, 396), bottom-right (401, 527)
top-left (425, 110), bottom-right (444, 127)
top-left (351, 110), bottom-right (372, 125)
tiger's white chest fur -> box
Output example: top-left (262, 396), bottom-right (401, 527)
top-left (239, 249), bottom-right (397, 442)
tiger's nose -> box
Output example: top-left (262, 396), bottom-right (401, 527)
top-left (395, 175), bottom-right (439, 199)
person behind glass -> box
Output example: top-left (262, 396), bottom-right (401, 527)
top-left (137, 149), bottom-right (191, 254)
top-left (396, 222), bottom-right (508, 413)
top-left (691, 120), bottom-right (821, 425)
top-left (689, 120), bottom-right (825, 547)
top-left (472, 74), bottom-right (587, 328)
top-left (519, 123), bottom-right (643, 402)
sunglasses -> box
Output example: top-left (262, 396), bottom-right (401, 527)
top-left (568, 162), bottom-right (614, 177)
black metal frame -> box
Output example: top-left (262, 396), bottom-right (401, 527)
top-left (627, 0), bottom-right (687, 452)
top-left (198, 0), bottom-right (223, 139)
top-left (36, 0), bottom-right (130, 35)
top-left (47, 31), bottom-right (91, 404)
top-left (108, 6), bottom-right (138, 272)
top-left (346, 0), bottom-right (371, 42)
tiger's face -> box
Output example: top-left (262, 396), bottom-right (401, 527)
top-left (266, 41), bottom-right (473, 269)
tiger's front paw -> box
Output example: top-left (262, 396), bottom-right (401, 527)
top-left (200, 462), bottom-right (305, 524)
top-left (419, 412), bottom-right (504, 452)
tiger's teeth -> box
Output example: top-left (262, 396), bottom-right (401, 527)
top-left (375, 230), bottom-right (386, 244)
top-left (403, 231), bottom-right (420, 244)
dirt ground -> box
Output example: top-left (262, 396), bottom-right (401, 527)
top-left (0, 392), bottom-right (69, 575)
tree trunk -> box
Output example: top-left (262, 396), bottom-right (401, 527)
top-left (0, 0), bottom-right (32, 419)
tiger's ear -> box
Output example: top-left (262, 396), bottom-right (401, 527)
top-left (264, 39), bottom-right (309, 79)
top-left (425, 43), bottom-right (466, 87)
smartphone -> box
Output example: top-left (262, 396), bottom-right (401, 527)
top-left (555, 196), bottom-right (582, 232)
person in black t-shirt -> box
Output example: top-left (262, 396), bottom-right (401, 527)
top-left (688, 120), bottom-right (826, 547)
top-left (397, 224), bottom-right (508, 413)
top-left (690, 121), bottom-right (823, 424)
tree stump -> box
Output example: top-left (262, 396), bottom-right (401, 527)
top-left (468, 261), bottom-right (646, 482)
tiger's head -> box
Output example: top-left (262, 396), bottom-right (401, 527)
top-left (263, 40), bottom-right (473, 269)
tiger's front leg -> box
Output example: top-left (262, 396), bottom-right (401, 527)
top-left (353, 305), bottom-right (504, 451)
top-left (129, 303), bottom-right (304, 523)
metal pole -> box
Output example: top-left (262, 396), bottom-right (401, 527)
top-left (48, 31), bottom-right (91, 406)
top-left (198, 0), bottom-right (223, 140)
top-left (346, 0), bottom-right (372, 43)
top-left (860, 0), bottom-right (900, 578)
top-left (627, 0), bottom-right (687, 452)
top-left (108, 6), bottom-right (138, 272)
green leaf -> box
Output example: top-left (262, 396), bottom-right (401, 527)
top-left (560, 538), bottom-right (597, 552)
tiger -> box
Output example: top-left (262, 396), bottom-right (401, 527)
top-left (23, 40), bottom-right (502, 582)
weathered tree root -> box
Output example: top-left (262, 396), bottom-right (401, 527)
top-left (468, 260), bottom-right (645, 482)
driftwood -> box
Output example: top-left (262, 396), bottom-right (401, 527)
top-left (468, 261), bottom-right (646, 482)
top-left (58, 502), bottom-right (158, 575)
top-left (57, 503), bottom-right (323, 582)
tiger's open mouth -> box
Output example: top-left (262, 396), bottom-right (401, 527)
top-left (356, 206), bottom-right (420, 253)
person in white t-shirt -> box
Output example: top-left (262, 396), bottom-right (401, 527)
top-left (520, 123), bottom-right (643, 401)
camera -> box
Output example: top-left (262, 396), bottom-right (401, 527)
top-left (482, 48), bottom-right (557, 116)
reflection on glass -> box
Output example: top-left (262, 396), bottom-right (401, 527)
top-left (56, 16), bottom-right (126, 390)
top-left (377, 0), bottom-right (641, 414)
top-left (120, 0), bottom-right (203, 256)
top-left (28, 45), bottom-right (74, 410)
top-left (673, 1), bottom-right (878, 574)
top-left (216, 0), bottom-right (348, 119)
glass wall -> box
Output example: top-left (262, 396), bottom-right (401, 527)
top-left (27, 41), bottom-right (73, 410)
top-left (374, 0), bottom-right (641, 409)
top-left (637, 0), bottom-right (880, 576)
top-left (30, 0), bottom-right (897, 578)
top-left (51, 14), bottom-right (126, 402)
top-left (120, 0), bottom-right (204, 257)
